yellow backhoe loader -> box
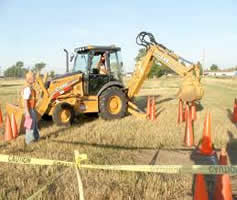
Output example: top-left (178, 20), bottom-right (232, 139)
top-left (6, 31), bottom-right (204, 132)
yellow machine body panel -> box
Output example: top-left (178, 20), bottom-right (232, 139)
top-left (47, 74), bottom-right (84, 97)
top-left (74, 96), bottom-right (99, 113)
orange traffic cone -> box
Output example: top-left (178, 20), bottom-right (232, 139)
top-left (191, 101), bottom-right (197, 121)
top-left (146, 96), bottom-right (151, 119)
top-left (193, 174), bottom-right (209, 200)
top-left (150, 96), bottom-right (156, 120)
top-left (213, 148), bottom-right (232, 200)
top-left (199, 112), bottom-right (214, 155)
top-left (184, 105), bottom-right (194, 146)
top-left (11, 113), bottom-right (18, 139)
top-left (184, 102), bottom-right (190, 122)
top-left (4, 114), bottom-right (13, 141)
top-left (177, 99), bottom-right (184, 123)
top-left (0, 106), bottom-right (3, 128)
top-left (233, 98), bottom-right (237, 123)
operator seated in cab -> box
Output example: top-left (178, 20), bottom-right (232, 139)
top-left (96, 52), bottom-right (108, 75)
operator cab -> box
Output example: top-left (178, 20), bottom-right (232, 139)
top-left (72, 45), bottom-right (123, 95)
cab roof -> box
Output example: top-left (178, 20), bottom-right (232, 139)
top-left (74, 45), bottom-right (121, 53)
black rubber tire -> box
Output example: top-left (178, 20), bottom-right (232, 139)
top-left (52, 103), bottom-right (74, 126)
top-left (41, 114), bottom-right (52, 121)
top-left (99, 87), bottom-right (127, 120)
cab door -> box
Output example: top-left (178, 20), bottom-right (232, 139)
top-left (72, 52), bottom-right (89, 95)
top-left (88, 52), bottom-right (111, 95)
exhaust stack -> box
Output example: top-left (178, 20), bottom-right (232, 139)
top-left (64, 49), bottom-right (69, 73)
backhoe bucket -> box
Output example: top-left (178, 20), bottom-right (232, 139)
top-left (177, 73), bottom-right (204, 102)
top-left (6, 103), bottom-right (25, 134)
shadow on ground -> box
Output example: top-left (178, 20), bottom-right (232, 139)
top-left (40, 114), bottom-right (98, 139)
top-left (226, 131), bottom-right (237, 199)
top-left (195, 101), bottom-right (204, 112)
top-left (50, 140), bottom-right (205, 153)
top-left (226, 109), bottom-right (237, 128)
top-left (50, 140), bottom-right (161, 151)
top-left (39, 112), bottom-right (98, 129)
top-left (135, 95), bottom-right (174, 111)
top-left (226, 131), bottom-right (237, 165)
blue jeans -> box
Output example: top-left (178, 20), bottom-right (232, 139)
top-left (25, 109), bottom-right (40, 144)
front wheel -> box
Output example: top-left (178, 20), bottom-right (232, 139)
top-left (52, 103), bottom-right (74, 126)
top-left (99, 87), bottom-right (127, 120)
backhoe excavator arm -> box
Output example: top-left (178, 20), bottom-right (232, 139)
top-left (127, 32), bottom-right (204, 102)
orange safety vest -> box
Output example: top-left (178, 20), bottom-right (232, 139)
top-left (26, 87), bottom-right (36, 109)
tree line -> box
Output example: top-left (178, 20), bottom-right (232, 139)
top-left (3, 61), bottom-right (55, 78)
top-left (209, 64), bottom-right (237, 72)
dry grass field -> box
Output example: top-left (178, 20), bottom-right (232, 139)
top-left (0, 77), bottom-right (237, 199)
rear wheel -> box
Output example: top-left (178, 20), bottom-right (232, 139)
top-left (52, 103), bottom-right (74, 126)
top-left (99, 87), bottom-right (127, 120)
top-left (41, 114), bottom-right (52, 121)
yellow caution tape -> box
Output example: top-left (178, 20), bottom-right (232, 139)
top-left (80, 164), bottom-right (237, 175)
top-left (1, 154), bottom-right (237, 175)
top-left (1, 154), bottom-right (74, 167)
top-left (75, 153), bottom-right (88, 168)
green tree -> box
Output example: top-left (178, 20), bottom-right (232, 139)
top-left (49, 70), bottom-right (55, 78)
top-left (135, 48), bottom-right (175, 78)
top-left (135, 48), bottom-right (146, 62)
top-left (197, 61), bottom-right (203, 75)
top-left (4, 61), bottom-right (26, 77)
top-left (33, 62), bottom-right (46, 73)
top-left (210, 64), bottom-right (219, 71)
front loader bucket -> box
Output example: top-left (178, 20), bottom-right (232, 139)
top-left (177, 74), bottom-right (204, 102)
top-left (6, 103), bottom-right (25, 134)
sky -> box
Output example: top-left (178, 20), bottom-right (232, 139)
top-left (0, 0), bottom-right (237, 74)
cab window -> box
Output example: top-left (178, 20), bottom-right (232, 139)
top-left (90, 54), bottom-right (101, 73)
top-left (73, 53), bottom-right (88, 73)
top-left (110, 51), bottom-right (123, 80)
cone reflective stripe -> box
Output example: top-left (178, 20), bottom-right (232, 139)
top-left (184, 105), bottom-right (194, 146)
top-left (191, 101), bottom-right (197, 121)
top-left (213, 148), bottom-right (232, 200)
top-left (4, 115), bottom-right (13, 141)
top-left (233, 98), bottom-right (237, 123)
top-left (0, 106), bottom-right (3, 127)
top-left (193, 174), bottom-right (209, 200)
top-left (11, 113), bottom-right (18, 139)
top-left (199, 112), bottom-right (214, 155)
top-left (177, 99), bottom-right (184, 123)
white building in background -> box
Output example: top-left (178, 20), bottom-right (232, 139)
top-left (204, 71), bottom-right (237, 77)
